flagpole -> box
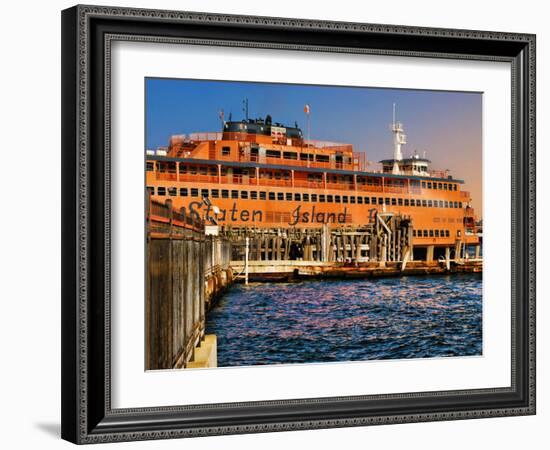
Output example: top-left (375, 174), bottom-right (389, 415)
top-left (304, 104), bottom-right (311, 146)
top-left (304, 104), bottom-right (311, 167)
top-left (307, 113), bottom-right (310, 146)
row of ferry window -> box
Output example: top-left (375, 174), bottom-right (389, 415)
top-left (412, 229), bottom-right (451, 238)
top-left (148, 186), bottom-right (463, 209)
top-left (422, 180), bottom-right (457, 191)
top-left (147, 163), bottom-right (458, 191)
top-left (224, 148), bottom-right (343, 164)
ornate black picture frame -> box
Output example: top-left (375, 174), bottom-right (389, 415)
top-left (61, 4), bottom-right (536, 444)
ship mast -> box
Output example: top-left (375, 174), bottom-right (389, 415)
top-left (304, 104), bottom-right (311, 147)
top-left (242, 98), bottom-right (249, 120)
top-left (391, 103), bottom-right (406, 175)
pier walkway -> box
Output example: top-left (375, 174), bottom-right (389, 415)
top-left (230, 259), bottom-right (482, 281)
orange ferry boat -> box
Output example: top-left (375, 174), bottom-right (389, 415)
top-left (146, 111), bottom-right (481, 259)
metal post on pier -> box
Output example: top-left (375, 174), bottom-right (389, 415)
top-left (245, 236), bottom-right (249, 285)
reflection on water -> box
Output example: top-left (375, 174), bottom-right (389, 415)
top-left (206, 274), bottom-right (482, 367)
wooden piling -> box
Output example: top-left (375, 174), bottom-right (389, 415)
top-left (226, 212), bottom-right (414, 266)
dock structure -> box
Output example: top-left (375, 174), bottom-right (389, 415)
top-left (227, 213), bottom-right (412, 263)
top-left (146, 198), bottom-right (232, 370)
top-left (224, 213), bottom-right (481, 281)
top-left (145, 201), bottom-right (481, 368)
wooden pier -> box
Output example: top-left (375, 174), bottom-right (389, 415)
top-left (224, 213), bottom-right (482, 281)
top-left (146, 199), bottom-right (232, 370)
top-left (229, 259), bottom-right (482, 282)
top-left (227, 213), bottom-right (412, 262)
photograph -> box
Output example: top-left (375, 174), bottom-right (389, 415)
top-left (145, 78), bottom-right (483, 370)
top-left (54, 2), bottom-right (536, 445)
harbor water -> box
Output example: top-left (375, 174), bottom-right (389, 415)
top-left (206, 274), bottom-right (482, 367)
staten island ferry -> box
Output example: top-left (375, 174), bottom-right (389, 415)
top-left (146, 110), bottom-right (481, 258)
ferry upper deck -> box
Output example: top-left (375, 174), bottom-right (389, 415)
top-left (145, 115), bottom-right (480, 247)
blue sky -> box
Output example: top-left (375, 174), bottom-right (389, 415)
top-left (146, 78), bottom-right (482, 212)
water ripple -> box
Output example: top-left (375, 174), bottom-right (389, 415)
top-left (206, 274), bottom-right (482, 367)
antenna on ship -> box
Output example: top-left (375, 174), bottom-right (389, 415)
top-left (304, 104), bottom-right (311, 148)
top-left (391, 103), bottom-right (406, 175)
top-left (218, 109), bottom-right (225, 128)
top-left (242, 98), bottom-right (249, 120)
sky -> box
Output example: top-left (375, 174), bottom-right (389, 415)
top-left (146, 78), bottom-right (483, 214)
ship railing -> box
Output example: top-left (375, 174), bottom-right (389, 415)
top-left (220, 132), bottom-right (272, 143)
top-left (213, 153), bottom-right (241, 162)
top-left (297, 159), bottom-right (331, 169)
top-left (383, 186), bottom-right (407, 194)
top-left (354, 154), bottom-right (370, 173)
top-left (188, 132), bottom-right (353, 152)
top-left (188, 132), bottom-right (223, 142)
top-left (155, 172), bottom-right (178, 181)
top-left (263, 156), bottom-right (286, 166)
top-left (260, 156), bottom-right (346, 170)
top-left (293, 180), bottom-right (324, 189)
top-left (258, 178), bottom-right (292, 187)
top-left (429, 169), bottom-right (449, 179)
top-left (153, 171), bottom-right (430, 194)
top-left (326, 182), bottom-right (354, 191)
top-left (235, 153), bottom-right (356, 171)
top-left (230, 175), bottom-right (258, 185)
top-left (303, 140), bottom-right (353, 151)
top-left (178, 174), bottom-right (219, 183)
top-left (218, 175), bottom-right (256, 185)
top-left (357, 184), bottom-right (383, 192)
top-left (315, 160), bottom-right (349, 170)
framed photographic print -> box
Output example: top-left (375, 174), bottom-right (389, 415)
top-left (61, 5), bottom-right (536, 444)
